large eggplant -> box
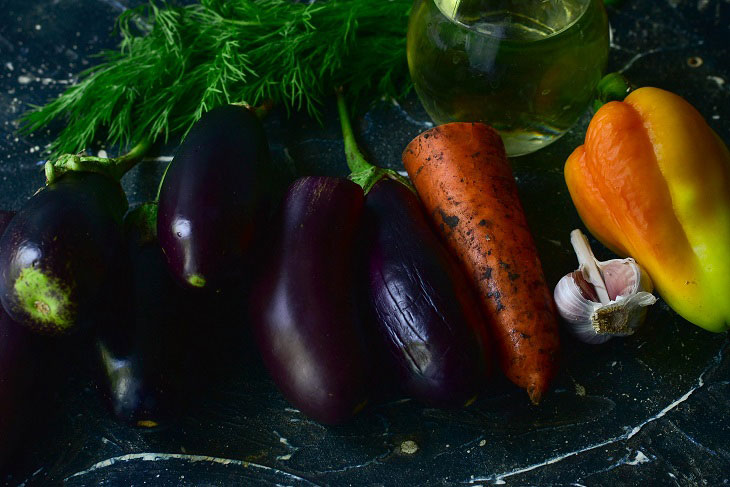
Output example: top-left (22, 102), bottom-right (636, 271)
top-left (0, 173), bottom-right (127, 334)
top-left (363, 179), bottom-right (491, 407)
top-left (96, 204), bottom-right (207, 425)
top-left (251, 177), bottom-right (371, 424)
top-left (157, 105), bottom-right (273, 290)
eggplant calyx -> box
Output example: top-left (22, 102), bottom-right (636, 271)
top-left (336, 90), bottom-right (415, 196)
top-left (125, 202), bottom-right (158, 246)
top-left (45, 137), bottom-right (153, 185)
top-left (349, 166), bottom-right (411, 195)
top-left (230, 100), bottom-right (274, 120)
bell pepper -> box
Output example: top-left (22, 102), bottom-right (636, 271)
top-left (565, 86), bottom-right (730, 332)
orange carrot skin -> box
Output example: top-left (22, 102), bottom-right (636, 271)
top-left (402, 123), bottom-right (560, 403)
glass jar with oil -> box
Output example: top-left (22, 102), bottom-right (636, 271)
top-left (407, 0), bottom-right (609, 156)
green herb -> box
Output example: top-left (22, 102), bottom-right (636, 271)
top-left (20, 0), bottom-right (413, 158)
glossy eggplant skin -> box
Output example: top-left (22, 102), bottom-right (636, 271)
top-left (251, 177), bottom-right (371, 425)
top-left (96, 205), bottom-right (201, 425)
top-left (157, 104), bottom-right (273, 290)
top-left (0, 172), bottom-right (127, 334)
top-left (364, 179), bottom-right (491, 407)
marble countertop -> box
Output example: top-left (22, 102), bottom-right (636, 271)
top-left (1, 0), bottom-right (729, 485)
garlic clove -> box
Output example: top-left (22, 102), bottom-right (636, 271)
top-left (555, 272), bottom-right (610, 344)
top-left (554, 229), bottom-right (657, 344)
top-left (598, 258), bottom-right (653, 300)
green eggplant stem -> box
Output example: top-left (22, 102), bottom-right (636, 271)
top-left (45, 137), bottom-right (153, 184)
top-left (335, 90), bottom-right (413, 194)
top-left (232, 100), bottom-right (274, 120)
top-left (593, 73), bottom-right (635, 112)
top-left (155, 160), bottom-right (171, 204)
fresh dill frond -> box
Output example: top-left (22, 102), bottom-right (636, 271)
top-left (20, 0), bottom-right (413, 158)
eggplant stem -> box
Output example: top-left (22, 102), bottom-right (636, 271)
top-left (45, 137), bottom-right (153, 184)
top-left (335, 89), bottom-right (413, 194)
top-left (232, 100), bottom-right (274, 120)
top-left (570, 229), bottom-right (611, 304)
top-left (110, 138), bottom-right (154, 179)
top-left (155, 160), bottom-right (172, 203)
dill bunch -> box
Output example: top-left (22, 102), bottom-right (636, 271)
top-left (20, 0), bottom-right (413, 158)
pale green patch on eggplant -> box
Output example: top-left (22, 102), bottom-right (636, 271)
top-left (13, 268), bottom-right (75, 331)
top-left (187, 274), bottom-right (206, 288)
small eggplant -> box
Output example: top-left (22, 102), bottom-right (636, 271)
top-left (250, 177), bottom-right (371, 425)
top-left (0, 172), bottom-right (127, 334)
top-left (364, 179), bottom-right (491, 407)
top-left (157, 104), bottom-right (273, 290)
top-left (96, 204), bottom-right (203, 425)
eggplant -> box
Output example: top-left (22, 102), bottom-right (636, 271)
top-left (364, 179), bottom-right (491, 407)
top-left (157, 104), bottom-right (273, 290)
top-left (0, 172), bottom-right (127, 334)
top-left (96, 204), bottom-right (204, 425)
top-left (250, 177), bottom-right (371, 424)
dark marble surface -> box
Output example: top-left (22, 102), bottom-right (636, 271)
top-left (1, 0), bottom-right (730, 486)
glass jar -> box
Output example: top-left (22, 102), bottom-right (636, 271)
top-left (407, 0), bottom-right (610, 156)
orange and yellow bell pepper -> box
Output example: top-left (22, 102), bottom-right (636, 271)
top-left (565, 87), bottom-right (730, 332)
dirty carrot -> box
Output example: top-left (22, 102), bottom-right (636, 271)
top-left (402, 123), bottom-right (560, 404)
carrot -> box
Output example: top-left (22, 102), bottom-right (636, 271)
top-left (402, 123), bottom-right (560, 404)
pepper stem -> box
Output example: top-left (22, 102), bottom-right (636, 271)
top-left (593, 73), bottom-right (634, 112)
top-left (570, 229), bottom-right (611, 304)
top-left (45, 137), bottom-right (153, 184)
top-left (335, 89), bottom-right (413, 194)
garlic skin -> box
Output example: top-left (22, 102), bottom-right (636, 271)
top-left (554, 230), bottom-right (657, 344)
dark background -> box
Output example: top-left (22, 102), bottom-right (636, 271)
top-left (1, 0), bottom-right (730, 485)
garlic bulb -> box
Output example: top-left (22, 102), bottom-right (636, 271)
top-left (554, 229), bottom-right (657, 344)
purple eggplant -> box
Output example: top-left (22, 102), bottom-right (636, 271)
top-left (96, 204), bottom-right (200, 425)
top-left (157, 104), bottom-right (273, 290)
top-left (334, 93), bottom-right (492, 407)
top-left (0, 173), bottom-right (127, 334)
top-left (250, 177), bottom-right (371, 425)
top-left (364, 179), bottom-right (491, 407)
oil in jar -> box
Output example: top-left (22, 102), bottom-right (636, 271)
top-left (407, 0), bottom-right (610, 156)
